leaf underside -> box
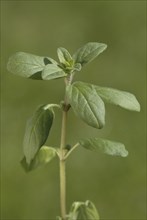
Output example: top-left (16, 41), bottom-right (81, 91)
top-left (23, 105), bottom-right (54, 164)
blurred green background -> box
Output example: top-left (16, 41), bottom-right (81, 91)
top-left (1, 1), bottom-right (146, 220)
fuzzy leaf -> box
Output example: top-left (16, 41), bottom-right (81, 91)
top-left (42, 64), bottom-right (67, 80)
top-left (7, 52), bottom-right (57, 79)
top-left (57, 47), bottom-right (73, 65)
top-left (79, 137), bottom-right (128, 157)
top-left (66, 81), bottom-right (105, 129)
top-left (21, 146), bottom-right (57, 172)
top-left (73, 42), bottom-right (107, 66)
top-left (68, 200), bottom-right (100, 220)
top-left (94, 86), bottom-right (141, 112)
top-left (23, 105), bottom-right (54, 164)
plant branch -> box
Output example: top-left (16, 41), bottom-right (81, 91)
top-left (64, 143), bottom-right (80, 160)
top-left (59, 107), bottom-right (67, 220)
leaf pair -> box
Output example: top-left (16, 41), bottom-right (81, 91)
top-left (7, 52), bottom-right (67, 80)
top-left (66, 81), bottom-right (140, 129)
top-left (57, 200), bottom-right (99, 220)
top-left (7, 42), bottom-right (107, 80)
top-left (68, 200), bottom-right (99, 220)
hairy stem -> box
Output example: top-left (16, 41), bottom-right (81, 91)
top-left (60, 109), bottom-right (67, 220)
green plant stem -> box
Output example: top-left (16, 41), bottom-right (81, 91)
top-left (60, 109), bottom-right (67, 220)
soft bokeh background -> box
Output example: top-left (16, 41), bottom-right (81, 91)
top-left (1, 1), bottom-right (146, 220)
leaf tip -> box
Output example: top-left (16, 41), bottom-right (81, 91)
top-left (135, 102), bottom-right (141, 112)
top-left (20, 157), bottom-right (31, 172)
top-left (122, 149), bottom-right (129, 157)
top-left (101, 43), bottom-right (107, 50)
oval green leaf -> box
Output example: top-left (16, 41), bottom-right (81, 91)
top-left (79, 137), bottom-right (128, 157)
top-left (23, 105), bottom-right (54, 164)
top-left (42, 64), bottom-right (67, 80)
top-left (7, 52), bottom-right (57, 79)
top-left (21, 146), bottom-right (57, 172)
top-left (66, 81), bottom-right (105, 129)
top-left (68, 200), bottom-right (99, 220)
top-left (94, 86), bottom-right (140, 112)
top-left (72, 42), bottom-right (107, 66)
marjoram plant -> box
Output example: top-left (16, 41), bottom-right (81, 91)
top-left (7, 42), bottom-right (140, 220)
